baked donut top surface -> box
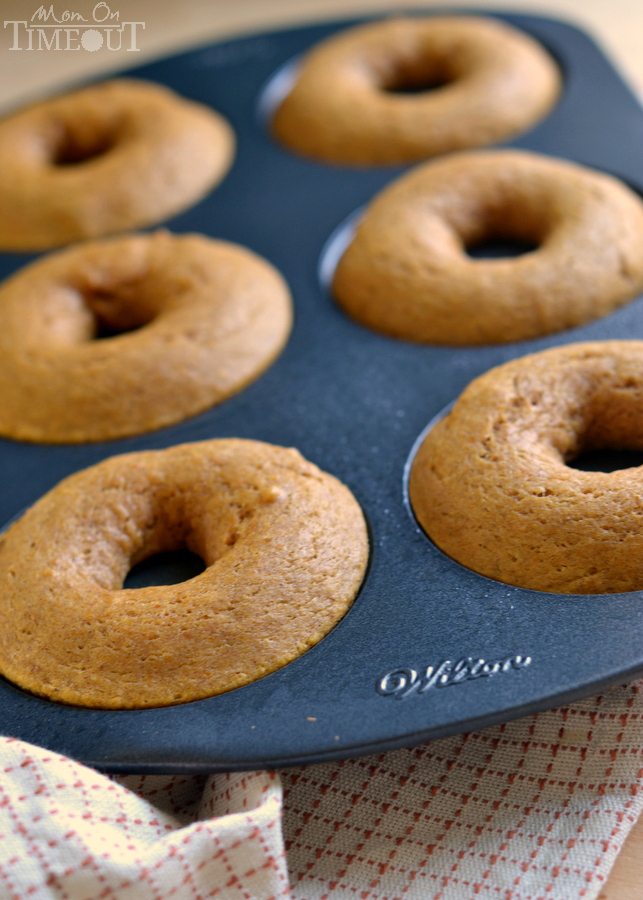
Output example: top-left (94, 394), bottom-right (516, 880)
top-left (409, 341), bottom-right (643, 594)
top-left (0, 231), bottom-right (293, 443)
top-left (0, 439), bottom-right (369, 709)
top-left (0, 79), bottom-right (235, 249)
top-left (332, 150), bottom-right (643, 344)
top-left (272, 16), bottom-right (561, 164)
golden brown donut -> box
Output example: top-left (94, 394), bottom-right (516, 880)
top-left (333, 150), bottom-right (643, 345)
top-left (0, 79), bottom-right (235, 250)
top-left (0, 439), bottom-right (369, 709)
top-left (272, 17), bottom-right (560, 165)
top-left (409, 341), bottom-right (643, 595)
top-left (0, 231), bottom-right (292, 443)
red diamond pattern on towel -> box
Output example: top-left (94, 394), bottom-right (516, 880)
top-left (0, 739), bottom-right (289, 900)
top-left (0, 681), bottom-right (642, 900)
top-left (281, 681), bottom-right (643, 900)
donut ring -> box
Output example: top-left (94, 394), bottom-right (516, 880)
top-left (0, 231), bottom-right (292, 443)
top-left (332, 151), bottom-right (643, 345)
top-left (0, 79), bottom-right (235, 250)
top-left (410, 341), bottom-right (643, 595)
top-left (0, 439), bottom-right (369, 708)
top-left (272, 17), bottom-right (560, 165)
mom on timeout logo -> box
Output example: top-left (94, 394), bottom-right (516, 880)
top-left (5, 3), bottom-right (144, 52)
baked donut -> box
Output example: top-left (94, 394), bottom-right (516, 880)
top-left (272, 17), bottom-right (560, 165)
top-left (0, 79), bottom-right (235, 250)
top-left (409, 341), bottom-right (643, 594)
top-left (333, 150), bottom-right (643, 345)
top-left (0, 231), bottom-right (292, 443)
top-left (0, 439), bottom-right (369, 708)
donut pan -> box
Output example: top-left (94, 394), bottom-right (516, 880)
top-left (2, 11), bottom-right (643, 773)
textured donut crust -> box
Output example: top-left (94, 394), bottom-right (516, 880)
top-left (333, 150), bottom-right (643, 345)
top-left (0, 231), bottom-right (292, 443)
top-left (409, 341), bottom-right (643, 594)
top-left (0, 439), bottom-right (369, 709)
top-left (0, 79), bottom-right (235, 250)
top-left (272, 16), bottom-right (560, 165)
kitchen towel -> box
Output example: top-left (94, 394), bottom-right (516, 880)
top-left (1, 679), bottom-right (642, 899)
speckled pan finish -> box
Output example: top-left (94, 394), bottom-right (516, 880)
top-left (1, 12), bottom-right (643, 772)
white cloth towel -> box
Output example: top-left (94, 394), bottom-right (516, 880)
top-left (1, 680), bottom-right (642, 899)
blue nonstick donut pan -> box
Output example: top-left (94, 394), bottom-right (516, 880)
top-left (2, 11), bottom-right (643, 773)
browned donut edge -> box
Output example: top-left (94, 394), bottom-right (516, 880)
top-left (0, 439), bottom-right (369, 708)
top-left (273, 17), bottom-right (561, 165)
top-left (332, 150), bottom-right (643, 345)
top-left (0, 79), bottom-right (236, 250)
top-left (409, 341), bottom-right (643, 594)
top-left (0, 232), bottom-right (293, 443)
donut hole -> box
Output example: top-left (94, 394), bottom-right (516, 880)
top-left (381, 67), bottom-right (453, 95)
top-left (372, 44), bottom-right (459, 96)
top-left (82, 285), bottom-right (158, 340)
top-left (124, 549), bottom-right (206, 589)
top-left (93, 321), bottom-right (144, 340)
top-left (110, 486), bottom-right (252, 592)
top-left (562, 386), bottom-right (643, 471)
top-left (568, 447), bottom-right (643, 473)
top-left (466, 235), bottom-right (540, 259)
top-left (50, 122), bottom-right (118, 167)
top-left (44, 279), bottom-right (160, 345)
top-left (457, 205), bottom-right (546, 260)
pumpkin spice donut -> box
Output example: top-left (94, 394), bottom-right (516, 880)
top-left (332, 150), bottom-right (643, 345)
top-left (409, 341), bottom-right (643, 595)
top-left (0, 439), bottom-right (369, 708)
top-left (0, 231), bottom-right (292, 443)
top-left (0, 79), bottom-right (235, 250)
top-left (272, 16), bottom-right (560, 165)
